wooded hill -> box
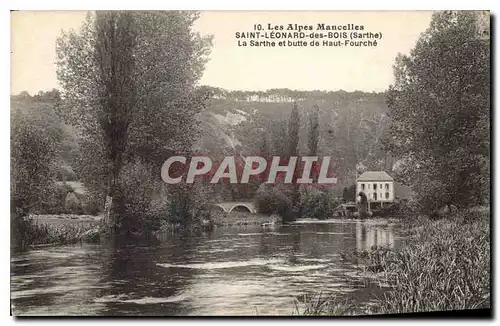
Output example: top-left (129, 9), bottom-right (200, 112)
top-left (11, 87), bottom-right (396, 195)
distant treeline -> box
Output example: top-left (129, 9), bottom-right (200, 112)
top-left (202, 86), bottom-right (385, 103)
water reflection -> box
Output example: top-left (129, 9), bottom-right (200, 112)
top-left (355, 222), bottom-right (396, 251)
top-left (11, 220), bottom-right (401, 316)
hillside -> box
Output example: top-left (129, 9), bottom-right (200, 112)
top-left (202, 88), bottom-right (393, 188)
top-left (11, 87), bottom-right (395, 191)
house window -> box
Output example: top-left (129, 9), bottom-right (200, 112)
top-left (385, 192), bottom-right (389, 199)
top-left (361, 183), bottom-right (365, 190)
top-left (373, 183), bottom-right (377, 190)
top-left (380, 184), bottom-right (383, 189)
top-left (373, 193), bottom-right (378, 201)
top-left (385, 183), bottom-right (389, 190)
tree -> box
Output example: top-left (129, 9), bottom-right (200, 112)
top-left (93, 12), bottom-right (137, 234)
top-left (56, 11), bottom-right (212, 236)
top-left (307, 104), bottom-right (319, 156)
top-left (270, 120), bottom-right (287, 155)
top-left (385, 11), bottom-right (490, 211)
top-left (286, 102), bottom-right (301, 220)
top-left (287, 102), bottom-right (300, 156)
top-left (11, 110), bottom-right (61, 216)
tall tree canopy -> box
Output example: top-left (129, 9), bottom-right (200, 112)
top-left (56, 11), bottom-right (212, 234)
top-left (307, 105), bottom-right (319, 156)
top-left (287, 102), bottom-right (300, 157)
top-left (386, 11), bottom-right (490, 210)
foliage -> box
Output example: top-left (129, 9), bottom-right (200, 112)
top-left (376, 211), bottom-right (490, 313)
top-left (64, 191), bottom-right (82, 214)
top-left (254, 184), bottom-right (293, 221)
top-left (385, 11), bottom-right (490, 212)
top-left (226, 90), bottom-right (390, 191)
top-left (307, 105), bottom-right (320, 156)
top-left (271, 120), bottom-right (288, 155)
top-left (10, 109), bottom-right (61, 216)
top-left (73, 136), bottom-right (109, 202)
top-left (165, 182), bottom-right (212, 228)
top-left (287, 102), bottom-right (300, 157)
top-left (117, 159), bottom-right (165, 232)
top-left (342, 184), bottom-right (357, 202)
top-left (80, 192), bottom-right (103, 216)
top-left (299, 188), bottom-right (338, 219)
top-left (55, 11), bottom-right (213, 233)
top-left (54, 164), bottom-right (78, 182)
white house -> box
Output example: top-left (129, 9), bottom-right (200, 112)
top-left (356, 171), bottom-right (394, 203)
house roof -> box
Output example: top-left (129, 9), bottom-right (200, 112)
top-left (357, 171), bottom-right (394, 182)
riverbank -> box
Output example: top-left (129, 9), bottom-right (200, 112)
top-left (12, 214), bottom-right (101, 250)
top-left (294, 207), bottom-right (491, 316)
top-left (18, 212), bottom-right (400, 248)
top-left (14, 212), bottom-right (283, 249)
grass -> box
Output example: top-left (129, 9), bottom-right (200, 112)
top-left (296, 207), bottom-right (491, 315)
top-left (293, 292), bottom-right (359, 316)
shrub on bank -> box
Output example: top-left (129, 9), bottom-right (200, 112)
top-left (299, 188), bottom-right (338, 220)
top-left (254, 184), bottom-right (293, 221)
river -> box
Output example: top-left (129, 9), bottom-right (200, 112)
top-left (11, 219), bottom-right (402, 316)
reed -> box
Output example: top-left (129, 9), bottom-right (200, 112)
top-left (297, 208), bottom-right (490, 315)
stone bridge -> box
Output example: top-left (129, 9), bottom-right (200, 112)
top-left (208, 201), bottom-right (257, 214)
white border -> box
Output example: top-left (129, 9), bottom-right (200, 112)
top-left (2, 1), bottom-right (497, 326)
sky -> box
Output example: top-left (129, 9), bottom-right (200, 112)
top-left (10, 10), bottom-right (434, 95)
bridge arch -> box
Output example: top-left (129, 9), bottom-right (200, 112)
top-left (228, 204), bottom-right (254, 214)
top-left (205, 202), bottom-right (257, 215)
top-left (209, 203), bottom-right (229, 213)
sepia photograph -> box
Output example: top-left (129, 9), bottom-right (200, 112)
top-left (9, 9), bottom-right (491, 317)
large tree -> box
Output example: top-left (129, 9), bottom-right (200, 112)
top-left (287, 102), bottom-right (300, 156)
top-left (307, 104), bottom-right (319, 156)
top-left (56, 11), bottom-right (212, 235)
top-left (385, 11), bottom-right (490, 211)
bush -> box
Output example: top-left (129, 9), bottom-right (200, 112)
top-left (165, 181), bottom-right (212, 229)
top-left (55, 164), bottom-right (78, 182)
top-left (34, 182), bottom-right (73, 215)
top-left (300, 188), bottom-right (339, 219)
top-left (342, 184), bottom-right (356, 202)
top-left (143, 193), bottom-right (170, 230)
top-left (65, 191), bottom-right (82, 214)
top-left (254, 184), bottom-right (293, 221)
top-left (80, 192), bottom-right (103, 216)
top-left (117, 160), bottom-right (211, 233)
top-left (11, 109), bottom-right (60, 216)
top-left (118, 160), bottom-right (161, 232)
